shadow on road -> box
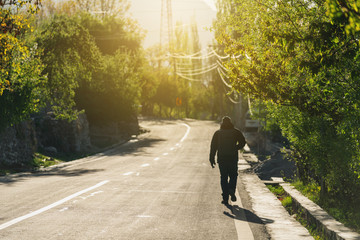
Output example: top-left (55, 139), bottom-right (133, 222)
top-left (224, 204), bottom-right (274, 225)
top-left (0, 137), bottom-right (165, 185)
top-left (102, 137), bottom-right (165, 157)
top-left (0, 168), bottom-right (104, 185)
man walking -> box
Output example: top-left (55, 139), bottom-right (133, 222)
top-left (210, 116), bottom-right (246, 205)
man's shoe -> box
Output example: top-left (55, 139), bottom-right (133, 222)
top-left (230, 192), bottom-right (237, 202)
top-left (221, 200), bottom-right (229, 205)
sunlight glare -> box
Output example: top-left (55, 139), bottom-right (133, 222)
top-left (201, 0), bottom-right (217, 11)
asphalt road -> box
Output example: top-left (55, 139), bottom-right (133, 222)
top-left (0, 119), bottom-right (265, 240)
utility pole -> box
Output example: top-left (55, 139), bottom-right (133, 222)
top-left (160, 0), bottom-right (176, 75)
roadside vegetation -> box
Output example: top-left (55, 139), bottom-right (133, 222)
top-left (3, 1), bottom-right (360, 232)
top-left (214, 0), bottom-right (360, 233)
top-left (1, 0), bottom-right (234, 173)
top-left (292, 179), bottom-right (360, 232)
top-left (267, 184), bottom-right (325, 240)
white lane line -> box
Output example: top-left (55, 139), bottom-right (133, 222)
top-left (123, 172), bottom-right (134, 176)
top-left (130, 190), bottom-right (197, 194)
top-left (136, 215), bottom-right (152, 218)
top-left (0, 180), bottom-right (109, 231)
top-left (141, 163), bottom-right (150, 167)
top-left (170, 147), bottom-right (175, 151)
top-left (59, 207), bottom-right (68, 212)
top-left (163, 153), bottom-right (168, 156)
top-left (232, 188), bottom-right (255, 240)
top-left (154, 157), bottom-right (160, 161)
top-left (180, 123), bottom-right (191, 142)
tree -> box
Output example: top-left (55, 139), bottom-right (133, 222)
top-left (0, 0), bottom-right (45, 130)
top-left (214, 0), bottom-right (360, 221)
top-left (80, 13), bottom-right (143, 55)
top-left (76, 50), bottom-right (142, 124)
top-left (325, 0), bottom-right (360, 34)
top-left (75, 0), bottom-right (130, 17)
top-left (36, 14), bottom-right (102, 120)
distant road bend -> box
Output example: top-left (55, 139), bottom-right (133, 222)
top-left (0, 119), bottom-right (265, 240)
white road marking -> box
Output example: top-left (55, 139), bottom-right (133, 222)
top-left (0, 180), bottom-right (109, 230)
top-left (154, 157), bottom-right (160, 161)
top-left (141, 164), bottom-right (150, 167)
top-left (175, 143), bottom-right (180, 146)
top-left (163, 153), bottom-right (168, 156)
top-left (179, 123), bottom-right (191, 142)
top-left (136, 215), bottom-right (152, 218)
top-left (130, 190), bottom-right (197, 194)
top-left (80, 191), bottom-right (104, 200)
top-left (123, 172), bottom-right (134, 176)
top-left (170, 147), bottom-right (175, 151)
top-left (232, 189), bottom-right (255, 240)
top-left (59, 207), bottom-right (68, 212)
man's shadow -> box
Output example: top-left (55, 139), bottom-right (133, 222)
top-left (224, 204), bottom-right (274, 224)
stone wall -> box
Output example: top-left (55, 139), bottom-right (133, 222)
top-left (35, 112), bottom-right (91, 154)
top-left (0, 113), bottom-right (140, 167)
top-left (89, 117), bottom-right (139, 148)
top-left (0, 121), bottom-right (37, 167)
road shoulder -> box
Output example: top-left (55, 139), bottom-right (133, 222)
top-left (238, 155), bottom-right (314, 240)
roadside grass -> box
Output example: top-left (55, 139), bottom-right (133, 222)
top-left (267, 184), bottom-right (325, 240)
top-left (32, 152), bottom-right (64, 168)
top-left (0, 151), bottom-right (94, 176)
top-left (292, 180), bottom-right (360, 232)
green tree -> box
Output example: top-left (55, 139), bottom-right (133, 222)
top-left (325, 0), bottom-right (360, 34)
top-left (0, 0), bottom-right (45, 130)
top-left (76, 50), bottom-right (142, 123)
top-left (80, 13), bottom-right (143, 55)
top-left (214, 0), bottom-right (360, 221)
top-left (36, 14), bottom-right (102, 120)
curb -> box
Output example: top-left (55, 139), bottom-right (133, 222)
top-left (239, 153), bottom-right (313, 239)
top-left (280, 183), bottom-right (360, 240)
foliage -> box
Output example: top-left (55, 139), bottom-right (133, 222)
top-left (142, 18), bottom-right (232, 119)
top-left (293, 179), bottom-right (360, 231)
top-left (0, 0), bottom-right (45, 130)
top-left (36, 3), bottom-right (144, 125)
top-left (214, 0), bottom-right (360, 224)
top-left (76, 50), bottom-right (142, 123)
top-left (36, 14), bottom-right (102, 120)
top-left (74, 0), bottom-right (130, 17)
top-left (325, 0), bottom-right (360, 34)
top-left (32, 152), bottom-right (62, 168)
top-left (80, 13), bottom-right (144, 55)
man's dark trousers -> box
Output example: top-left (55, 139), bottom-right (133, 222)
top-left (218, 159), bottom-right (238, 201)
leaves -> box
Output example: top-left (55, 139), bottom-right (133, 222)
top-left (214, 0), bottom-right (360, 209)
top-left (0, 0), bottom-right (45, 130)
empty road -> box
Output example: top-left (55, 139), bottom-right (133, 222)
top-left (0, 119), bottom-right (266, 239)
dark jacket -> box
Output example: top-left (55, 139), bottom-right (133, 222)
top-left (209, 121), bottom-right (246, 164)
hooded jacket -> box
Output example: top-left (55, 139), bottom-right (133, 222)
top-left (209, 120), bottom-right (246, 164)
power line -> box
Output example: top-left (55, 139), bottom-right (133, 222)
top-left (176, 72), bottom-right (204, 81)
top-left (217, 67), bottom-right (232, 88)
top-left (176, 63), bottom-right (217, 74)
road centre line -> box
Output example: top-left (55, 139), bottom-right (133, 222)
top-left (0, 180), bottom-right (109, 231)
top-left (180, 123), bottom-right (191, 142)
top-left (154, 157), bottom-right (160, 161)
top-left (123, 172), bottom-right (134, 176)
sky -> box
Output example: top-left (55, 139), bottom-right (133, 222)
top-left (128, 0), bottom-right (217, 49)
